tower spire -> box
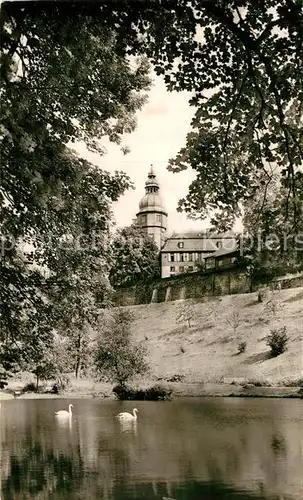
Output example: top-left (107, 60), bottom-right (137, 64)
top-left (136, 165), bottom-right (168, 249)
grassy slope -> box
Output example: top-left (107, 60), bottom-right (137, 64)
top-left (130, 287), bottom-right (303, 385)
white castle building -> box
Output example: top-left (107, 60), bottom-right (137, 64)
top-left (136, 166), bottom-right (237, 278)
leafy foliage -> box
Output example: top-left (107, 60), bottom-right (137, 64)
top-left (237, 341), bottom-right (247, 354)
top-left (94, 308), bottom-right (148, 387)
top-left (266, 326), bottom-right (288, 356)
top-left (0, 2), bottom-right (150, 374)
top-left (240, 173), bottom-right (303, 276)
top-left (91, 0), bottom-right (302, 230)
top-left (109, 225), bottom-right (160, 288)
top-left (113, 383), bottom-right (172, 401)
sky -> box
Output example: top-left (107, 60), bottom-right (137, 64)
top-left (72, 71), bottom-right (211, 235)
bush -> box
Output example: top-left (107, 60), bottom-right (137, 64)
top-left (266, 327), bottom-right (288, 357)
top-left (56, 375), bottom-right (70, 391)
top-left (22, 382), bottom-right (37, 393)
top-left (247, 378), bottom-right (271, 387)
top-left (113, 383), bottom-right (172, 401)
top-left (95, 308), bottom-right (148, 387)
top-left (238, 341), bottom-right (247, 354)
top-left (257, 288), bottom-right (266, 303)
top-left (166, 374), bottom-right (184, 382)
top-left (280, 378), bottom-right (303, 387)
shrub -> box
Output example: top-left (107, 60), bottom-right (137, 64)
top-left (113, 383), bottom-right (172, 401)
top-left (257, 288), bottom-right (266, 303)
top-left (281, 378), bottom-right (303, 387)
top-left (266, 327), bottom-right (288, 357)
top-left (238, 341), bottom-right (247, 354)
top-left (22, 382), bottom-right (37, 393)
top-left (166, 374), bottom-right (184, 382)
top-left (95, 308), bottom-right (148, 388)
top-left (56, 375), bottom-right (70, 391)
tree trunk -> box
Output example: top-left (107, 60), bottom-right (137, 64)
top-left (75, 357), bottom-right (81, 379)
top-left (36, 373), bottom-right (39, 391)
top-left (75, 331), bottom-right (82, 378)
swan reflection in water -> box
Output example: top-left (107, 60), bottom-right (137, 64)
top-left (118, 418), bottom-right (137, 434)
top-left (55, 414), bottom-right (73, 430)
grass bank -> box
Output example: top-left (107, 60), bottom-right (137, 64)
top-left (1, 287), bottom-right (302, 400)
top-left (130, 286), bottom-right (303, 388)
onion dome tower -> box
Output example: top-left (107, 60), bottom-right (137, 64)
top-left (136, 165), bottom-right (168, 249)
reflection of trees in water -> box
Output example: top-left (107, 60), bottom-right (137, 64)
top-left (111, 478), bottom-right (285, 500)
top-left (110, 401), bottom-right (303, 499)
top-left (1, 399), bottom-right (303, 500)
top-left (271, 434), bottom-right (286, 456)
top-left (2, 442), bottom-right (84, 500)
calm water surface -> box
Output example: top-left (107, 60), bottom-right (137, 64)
top-left (0, 398), bottom-right (302, 500)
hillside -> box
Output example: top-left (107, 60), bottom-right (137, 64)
top-left (130, 287), bottom-right (303, 386)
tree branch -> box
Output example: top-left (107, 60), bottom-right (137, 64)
top-left (222, 72), bottom-right (248, 153)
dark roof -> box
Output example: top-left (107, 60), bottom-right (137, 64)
top-left (161, 238), bottom-right (218, 252)
top-left (169, 230), bottom-right (236, 239)
top-left (161, 231), bottom-right (237, 253)
top-left (204, 247), bottom-right (238, 259)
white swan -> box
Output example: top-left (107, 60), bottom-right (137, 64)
top-left (116, 408), bottom-right (138, 421)
top-left (55, 404), bottom-right (73, 417)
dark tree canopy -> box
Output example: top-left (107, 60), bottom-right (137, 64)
top-left (109, 225), bottom-right (160, 288)
top-left (0, 1), bottom-right (150, 375)
top-left (94, 0), bottom-right (302, 231)
top-left (1, 0), bottom-right (302, 381)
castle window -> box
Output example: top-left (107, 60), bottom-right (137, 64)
top-left (180, 253), bottom-right (184, 262)
top-left (170, 266), bottom-right (175, 272)
top-left (188, 253), bottom-right (193, 262)
top-left (178, 242), bottom-right (184, 248)
top-left (169, 253), bottom-right (175, 262)
top-left (179, 266), bottom-right (184, 273)
top-left (156, 214), bottom-right (161, 222)
top-left (141, 214), bottom-right (147, 223)
top-left (188, 266), bottom-right (194, 271)
top-left (216, 241), bottom-right (222, 248)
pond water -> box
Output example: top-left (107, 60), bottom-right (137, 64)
top-left (0, 398), bottom-right (302, 500)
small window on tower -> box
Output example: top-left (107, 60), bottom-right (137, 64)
top-left (156, 214), bottom-right (161, 222)
top-left (142, 215), bottom-right (147, 223)
top-left (178, 242), bottom-right (184, 248)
